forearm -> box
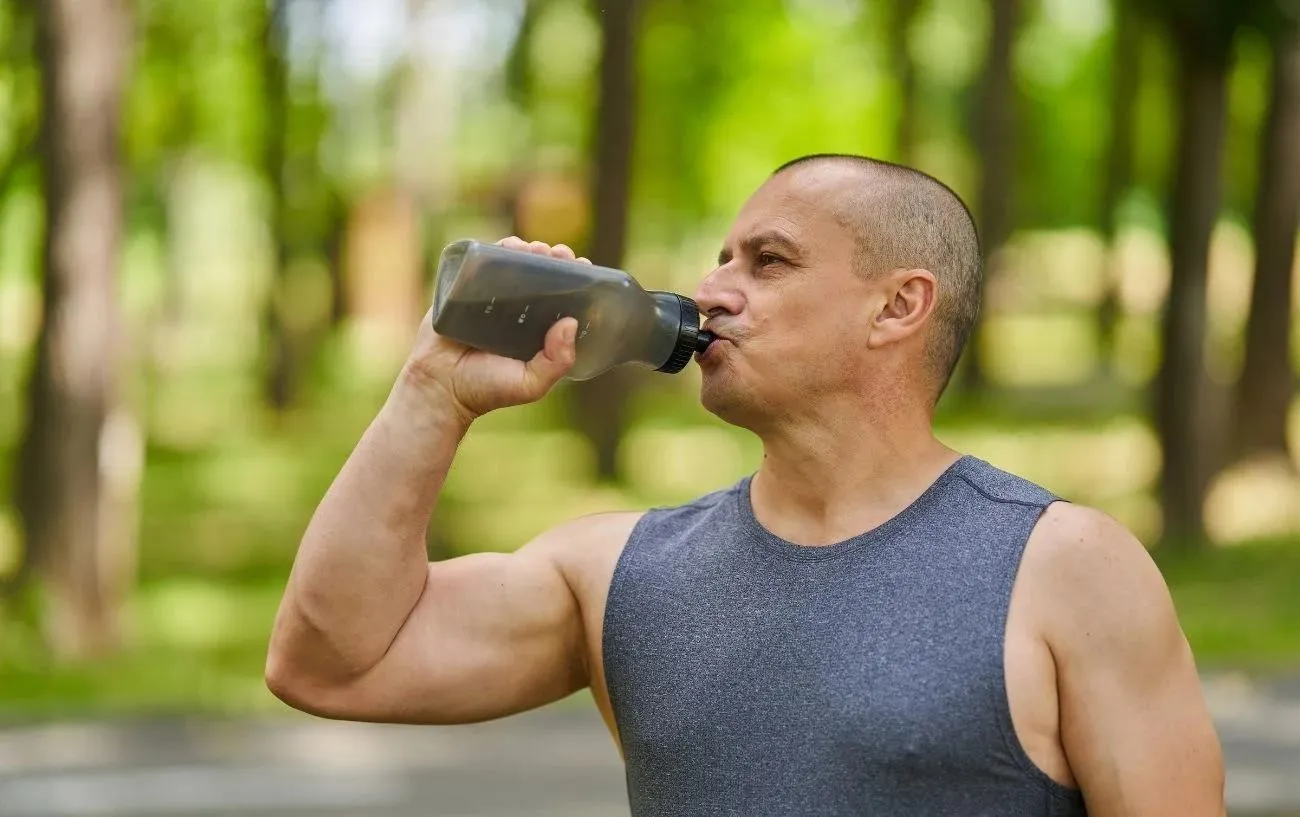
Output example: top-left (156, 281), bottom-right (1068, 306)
top-left (268, 369), bottom-right (471, 684)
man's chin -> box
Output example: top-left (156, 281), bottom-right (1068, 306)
top-left (699, 378), bottom-right (754, 426)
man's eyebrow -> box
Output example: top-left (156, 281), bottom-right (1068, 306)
top-left (745, 231), bottom-right (802, 256)
top-left (717, 232), bottom-right (804, 265)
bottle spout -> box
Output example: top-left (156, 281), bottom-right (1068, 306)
top-left (651, 292), bottom-right (712, 374)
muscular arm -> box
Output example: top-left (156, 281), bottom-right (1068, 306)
top-left (271, 510), bottom-right (620, 725)
top-left (1036, 504), bottom-right (1225, 816)
top-left (265, 374), bottom-right (468, 693)
top-left (264, 360), bottom-right (627, 725)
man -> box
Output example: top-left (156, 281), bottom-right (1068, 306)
top-left (266, 154), bottom-right (1225, 815)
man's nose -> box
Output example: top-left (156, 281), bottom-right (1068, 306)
top-left (693, 267), bottom-right (741, 317)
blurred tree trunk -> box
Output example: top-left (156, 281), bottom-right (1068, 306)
top-left (1155, 43), bottom-right (1232, 548)
top-left (14, 0), bottom-right (138, 658)
top-left (261, 0), bottom-right (298, 411)
top-left (326, 188), bottom-right (349, 327)
top-left (887, 0), bottom-right (922, 165)
top-left (961, 0), bottom-right (1019, 394)
top-left (1235, 27), bottom-right (1300, 461)
top-left (1095, 0), bottom-right (1141, 376)
top-left (500, 0), bottom-right (555, 237)
top-left (571, 0), bottom-right (641, 483)
top-left (505, 0), bottom-right (544, 105)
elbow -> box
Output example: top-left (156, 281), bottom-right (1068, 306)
top-left (264, 637), bottom-right (332, 716)
top-left (264, 647), bottom-right (313, 712)
top-left (263, 603), bottom-right (346, 716)
top-left (264, 642), bottom-right (362, 720)
top-left (265, 655), bottom-right (339, 718)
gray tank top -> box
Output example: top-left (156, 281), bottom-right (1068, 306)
top-left (602, 454), bottom-right (1088, 816)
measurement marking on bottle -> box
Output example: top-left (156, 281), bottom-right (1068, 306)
top-left (580, 321), bottom-right (590, 339)
top-left (517, 304), bottom-right (530, 324)
top-left (484, 297), bottom-right (496, 315)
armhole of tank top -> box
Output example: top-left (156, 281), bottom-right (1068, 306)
top-left (988, 496), bottom-right (1089, 807)
top-left (598, 507), bottom-right (662, 742)
top-left (597, 490), bottom-right (737, 742)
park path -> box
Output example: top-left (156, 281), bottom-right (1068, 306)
top-left (0, 674), bottom-right (1296, 816)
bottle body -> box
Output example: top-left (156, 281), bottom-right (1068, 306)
top-left (430, 240), bottom-right (706, 381)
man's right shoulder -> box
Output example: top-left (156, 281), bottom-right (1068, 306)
top-left (547, 510), bottom-right (648, 551)
top-left (509, 511), bottom-right (644, 613)
top-left (522, 481), bottom-right (743, 578)
top-left (526, 481), bottom-right (742, 559)
top-left (519, 509), bottom-right (645, 572)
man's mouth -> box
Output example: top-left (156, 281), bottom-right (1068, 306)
top-left (700, 324), bottom-right (730, 344)
top-left (696, 330), bottom-right (729, 361)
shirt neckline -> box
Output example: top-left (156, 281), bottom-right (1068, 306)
top-left (734, 455), bottom-right (977, 562)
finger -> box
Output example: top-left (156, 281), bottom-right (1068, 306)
top-left (522, 317), bottom-right (578, 394)
top-left (526, 241), bottom-right (551, 255)
top-left (551, 243), bottom-right (577, 260)
top-left (497, 236), bottom-right (527, 249)
top-left (576, 256), bottom-right (592, 265)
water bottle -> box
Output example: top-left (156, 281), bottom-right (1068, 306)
top-left (430, 239), bottom-right (714, 381)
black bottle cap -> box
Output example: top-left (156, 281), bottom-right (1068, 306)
top-left (656, 294), bottom-right (707, 374)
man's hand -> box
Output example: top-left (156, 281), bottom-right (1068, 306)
top-left (405, 238), bottom-right (592, 423)
top-left (1031, 503), bottom-right (1226, 816)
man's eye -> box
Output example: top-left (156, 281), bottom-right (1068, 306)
top-left (757, 252), bottom-right (783, 266)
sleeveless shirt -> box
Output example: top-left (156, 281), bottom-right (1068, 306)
top-left (601, 454), bottom-right (1088, 816)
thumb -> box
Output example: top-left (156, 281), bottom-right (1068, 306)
top-left (522, 317), bottom-right (578, 394)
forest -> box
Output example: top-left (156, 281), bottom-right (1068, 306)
top-left (0, 0), bottom-right (1296, 714)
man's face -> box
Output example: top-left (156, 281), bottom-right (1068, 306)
top-left (693, 165), bottom-right (884, 427)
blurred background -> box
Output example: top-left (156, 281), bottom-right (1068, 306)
top-left (0, 0), bottom-right (1298, 814)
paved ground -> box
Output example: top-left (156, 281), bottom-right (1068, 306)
top-left (0, 674), bottom-right (1296, 816)
top-left (0, 704), bottom-right (624, 817)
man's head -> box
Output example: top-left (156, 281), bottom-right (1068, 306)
top-left (693, 153), bottom-right (981, 428)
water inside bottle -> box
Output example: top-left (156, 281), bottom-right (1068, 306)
top-left (433, 290), bottom-right (609, 362)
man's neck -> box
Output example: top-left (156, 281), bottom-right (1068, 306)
top-left (748, 406), bottom-right (960, 547)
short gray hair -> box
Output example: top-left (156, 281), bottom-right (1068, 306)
top-left (773, 154), bottom-right (983, 400)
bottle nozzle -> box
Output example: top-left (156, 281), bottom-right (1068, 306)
top-left (653, 294), bottom-right (713, 373)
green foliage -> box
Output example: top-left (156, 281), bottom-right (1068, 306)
top-left (129, 0), bottom-right (267, 167)
top-left (1013, 0), bottom-right (1111, 229)
top-left (1223, 27), bottom-right (1275, 218)
top-left (1157, 538), bottom-right (1300, 670)
top-left (1, 0), bottom-right (1299, 718)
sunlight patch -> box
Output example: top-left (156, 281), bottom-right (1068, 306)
top-left (980, 314), bottom-right (1098, 387)
top-left (134, 581), bottom-right (264, 650)
top-left (623, 427), bottom-right (754, 502)
top-left (1205, 456), bottom-right (1300, 544)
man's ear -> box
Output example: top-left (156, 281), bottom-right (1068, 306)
top-left (866, 269), bottom-right (937, 350)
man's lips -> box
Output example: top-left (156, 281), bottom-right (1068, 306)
top-left (696, 330), bottom-right (731, 360)
top-left (701, 325), bottom-right (731, 344)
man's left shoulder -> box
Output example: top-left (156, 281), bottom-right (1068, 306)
top-left (1020, 502), bottom-right (1186, 662)
top-left (1016, 507), bottom-right (1225, 815)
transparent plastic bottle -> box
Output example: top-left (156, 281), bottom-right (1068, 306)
top-left (430, 239), bottom-right (714, 381)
